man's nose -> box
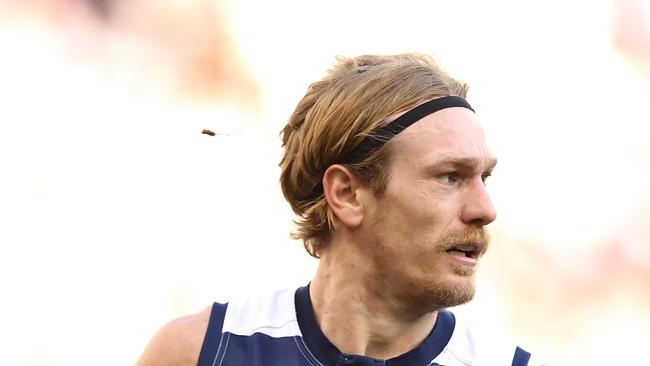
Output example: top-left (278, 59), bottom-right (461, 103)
top-left (459, 178), bottom-right (497, 227)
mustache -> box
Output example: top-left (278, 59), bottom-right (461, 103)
top-left (439, 228), bottom-right (490, 256)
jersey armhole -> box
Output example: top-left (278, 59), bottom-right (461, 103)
top-left (196, 302), bottom-right (228, 366)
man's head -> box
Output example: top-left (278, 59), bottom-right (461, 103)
top-left (280, 54), bottom-right (470, 255)
top-left (280, 53), bottom-right (496, 312)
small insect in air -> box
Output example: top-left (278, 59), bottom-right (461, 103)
top-left (201, 129), bottom-right (217, 136)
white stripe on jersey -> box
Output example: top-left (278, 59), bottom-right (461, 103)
top-left (221, 287), bottom-right (302, 338)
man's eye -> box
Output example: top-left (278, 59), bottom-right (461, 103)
top-left (440, 173), bottom-right (459, 184)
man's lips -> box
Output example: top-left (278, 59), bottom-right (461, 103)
top-left (446, 249), bottom-right (479, 266)
top-left (444, 242), bottom-right (486, 260)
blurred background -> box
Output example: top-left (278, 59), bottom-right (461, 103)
top-left (0, 0), bottom-right (648, 365)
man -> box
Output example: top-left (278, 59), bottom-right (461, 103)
top-left (136, 53), bottom-right (541, 366)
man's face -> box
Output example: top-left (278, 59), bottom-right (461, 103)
top-left (360, 107), bottom-right (497, 314)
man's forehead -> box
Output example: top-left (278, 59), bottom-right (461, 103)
top-left (385, 108), bottom-right (496, 169)
top-left (393, 107), bottom-right (488, 144)
top-left (398, 107), bottom-right (480, 133)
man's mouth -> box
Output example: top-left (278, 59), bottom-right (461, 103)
top-left (445, 243), bottom-right (482, 259)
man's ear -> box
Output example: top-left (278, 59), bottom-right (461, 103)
top-left (322, 164), bottom-right (364, 229)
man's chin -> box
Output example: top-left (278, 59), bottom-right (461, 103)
top-left (390, 279), bottom-right (476, 319)
top-left (453, 264), bottom-right (477, 277)
top-left (424, 279), bottom-right (476, 310)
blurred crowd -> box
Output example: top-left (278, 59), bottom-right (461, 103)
top-left (0, 0), bottom-right (258, 106)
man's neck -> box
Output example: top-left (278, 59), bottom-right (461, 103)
top-left (309, 248), bottom-right (438, 360)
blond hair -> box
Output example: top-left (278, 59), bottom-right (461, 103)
top-left (280, 53), bottom-right (469, 257)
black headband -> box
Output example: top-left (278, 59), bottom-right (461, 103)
top-left (341, 95), bottom-right (474, 165)
top-left (307, 95), bottom-right (474, 200)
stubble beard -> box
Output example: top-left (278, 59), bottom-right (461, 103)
top-left (418, 228), bottom-right (490, 310)
top-left (374, 228), bottom-right (490, 319)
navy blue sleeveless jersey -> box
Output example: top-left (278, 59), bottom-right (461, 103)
top-left (196, 286), bottom-right (540, 366)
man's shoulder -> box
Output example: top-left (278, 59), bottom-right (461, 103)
top-left (135, 305), bottom-right (213, 366)
top-left (134, 287), bottom-right (301, 366)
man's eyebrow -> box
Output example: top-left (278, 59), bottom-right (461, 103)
top-left (427, 157), bottom-right (498, 171)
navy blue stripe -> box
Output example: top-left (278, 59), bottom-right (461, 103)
top-left (511, 346), bottom-right (531, 366)
top-left (197, 302), bottom-right (228, 366)
top-left (295, 285), bottom-right (339, 365)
